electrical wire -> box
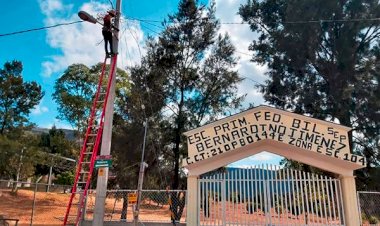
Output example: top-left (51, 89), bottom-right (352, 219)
top-left (0, 21), bottom-right (83, 37)
top-left (3, 15), bottom-right (380, 38)
top-left (107, 0), bottom-right (114, 9)
top-left (124, 20), bottom-right (142, 58)
top-left (139, 23), bottom-right (162, 36)
top-left (125, 16), bottom-right (380, 25)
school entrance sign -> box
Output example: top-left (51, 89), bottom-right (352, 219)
top-left (183, 106), bottom-right (365, 226)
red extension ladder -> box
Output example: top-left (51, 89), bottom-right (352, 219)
top-left (63, 54), bottom-right (118, 225)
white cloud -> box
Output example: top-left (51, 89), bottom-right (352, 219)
top-left (215, 0), bottom-right (268, 107)
top-left (249, 151), bottom-right (278, 161)
top-left (228, 151), bottom-right (283, 168)
top-left (39, 0), bottom-right (144, 77)
top-left (31, 102), bottom-right (49, 115)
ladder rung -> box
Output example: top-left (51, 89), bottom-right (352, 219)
top-left (63, 58), bottom-right (114, 224)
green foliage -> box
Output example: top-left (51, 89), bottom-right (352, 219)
top-left (239, 0), bottom-right (380, 186)
top-left (369, 215), bottom-right (379, 224)
top-left (0, 135), bottom-right (20, 177)
top-left (0, 133), bottom-right (44, 180)
top-left (0, 60), bottom-right (44, 134)
top-left (53, 63), bottom-right (129, 136)
top-left (52, 64), bottom-right (96, 134)
top-left (38, 126), bottom-right (76, 157)
top-left (35, 126), bottom-right (77, 176)
top-left (54, 171), bottom-right (75, 185)
top-left (122, 0), bottom-right (244, 191)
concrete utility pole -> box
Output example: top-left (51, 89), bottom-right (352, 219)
top-left (92, 0), bottom-right (122, 225)
top-left (133, 119), bottom-right (149, 225)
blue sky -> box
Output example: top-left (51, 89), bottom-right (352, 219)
top-left (0, 0), bottom-right (281, 166)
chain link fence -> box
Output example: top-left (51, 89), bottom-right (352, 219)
top-left (358, 191), bottom-right (380, 226)
top-left (0, 179), bottom-right (72, 225)
top-left (4, 178), bottom-right (379, 226)
top-left (84, 190), bottom-right (187, 223)
top-left (0, 180), bottom-right (186, 225)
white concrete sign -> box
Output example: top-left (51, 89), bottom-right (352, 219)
top-left (183, 106), bottom-right (365, 167)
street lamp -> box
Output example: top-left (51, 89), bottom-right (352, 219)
top-left (77, 2), bottom-right (122, 226)
top-left (78, 11), bottom-right (97, 24)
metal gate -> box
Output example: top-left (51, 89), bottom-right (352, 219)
top-left (198, 165), bottom-right (345, 226)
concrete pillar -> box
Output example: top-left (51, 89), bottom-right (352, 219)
top-left (186, 175), bottom-right (198, 226)
top-left (340, 175), bottom-right (360, 226)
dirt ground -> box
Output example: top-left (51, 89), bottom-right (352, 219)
top-left (2, 189), bottom-right (369, 225)
top-left (0, 188), bottom-right (180, 226)
top-left (0, 188), bottom-right (71, 225)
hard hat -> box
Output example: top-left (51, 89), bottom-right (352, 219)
top-left (108, 10), bottom-right (116, 17)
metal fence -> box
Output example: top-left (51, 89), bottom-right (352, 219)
top-left (199, 166), bottom-right (345, 226)
top-left (358, 191), bottom-right (380, 226)
top-left (0, 180), bottom-right (186, 225)
top-left (84, 189), bottom-right (187, 223)
top-left (1, 178), bottom-right (380, 226)
top-left (0, 180), bottom-right (72, 225)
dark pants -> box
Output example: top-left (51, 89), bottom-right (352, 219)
top-left (102, 30), bottom-right (113, 54)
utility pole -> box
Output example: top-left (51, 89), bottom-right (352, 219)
top-left (92, 0), bottom-right (122, 225)
top-left (46, 153), bottom-right (76, 192)
top-left (134, 119), bottom-right (149, 225)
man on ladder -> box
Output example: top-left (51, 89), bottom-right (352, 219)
top-left (102, 10), bottom-right (117, 57)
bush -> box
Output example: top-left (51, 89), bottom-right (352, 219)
top-left (54, 171), bottom-right (74, 185)
top-left (368, 215), bottom-right (379, 224)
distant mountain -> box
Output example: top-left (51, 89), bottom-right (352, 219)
top-left (31, 127), bottom-right (77, 141)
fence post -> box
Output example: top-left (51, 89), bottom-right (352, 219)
top-left (357, 191), bottom-right (363, 226)
top-left (30, 182), bottom-right (38, 226)
top-left (339, 175), bottom-right (360, 226)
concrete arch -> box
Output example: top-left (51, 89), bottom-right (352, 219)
top-left (183, 106), bottom-right (365, 226)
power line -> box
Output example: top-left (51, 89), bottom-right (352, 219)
top-left (4, 15), bottom-right (380, 38)
top-left (0, 21), bottom-right (83, 37)
top-left (235, 50), bottom-right (253, 57)
top-left (124, 16), bottom-right (380, 25)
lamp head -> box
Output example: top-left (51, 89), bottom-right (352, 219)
top-left (78, 11), bottom-right (97, 24)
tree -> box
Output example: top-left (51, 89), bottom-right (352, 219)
top-left (0, 60), bottom-right (44, 134)
top-left (116, 0), bottom-right (244, 221)
top-left (53, 64), bottom-right (96, 134)
top-left (53, 63), bottom-right (129, 135)
top-left (38, 126), bottom-right (76, 157)
top-left (0, 133), bottom-right (43, 182)
top-left (129, 0), bottom-right (243, 191)
top-left (239, 0), bottom-right (380, 187)
top-left (35, 126), bottom-right (77, 176)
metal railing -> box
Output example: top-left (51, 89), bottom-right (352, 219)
top-left (199, 166), bottom-right (345, 226)
top-left (1, 178), bottom-right (379, 226)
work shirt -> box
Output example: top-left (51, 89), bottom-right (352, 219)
top-left (103, 14), bottom-right (112, 31)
